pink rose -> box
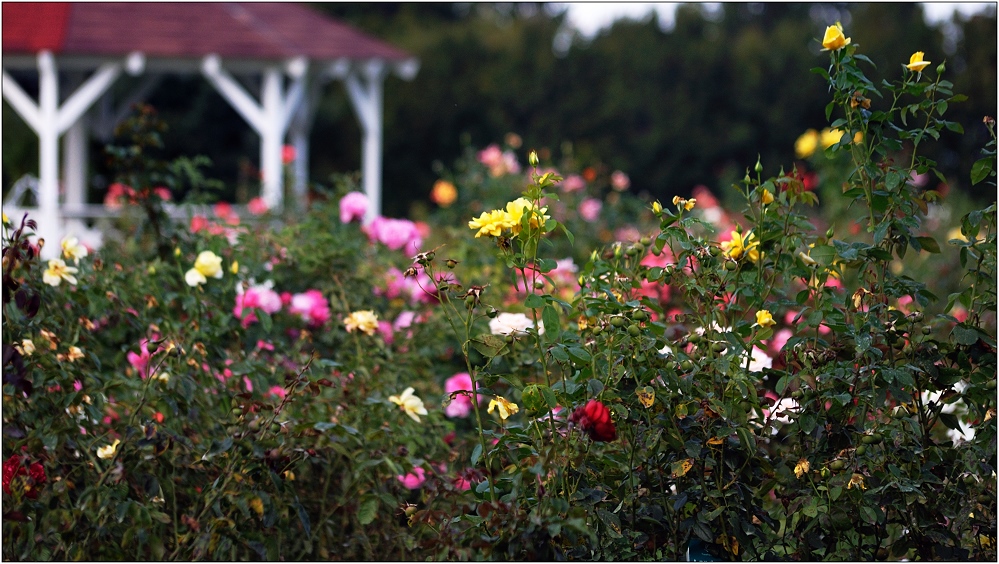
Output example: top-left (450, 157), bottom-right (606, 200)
top-left (579, 198), bottom-right (602, 222)
top-left (610, 170), bottom-right (630, 191)
top-left (289, 289), bottom-right (330, 327)
top-left (127, 339), bottom-right (154, 379)
top-left (562, 174), bottom-right (586, 193)
top-left (444, 372), bottom-right (483, 418)
top-left (397, 466), bottom-right (426, 489)
top-left (339, 192), bottom-right (369, 223)
top-left (365, 216), bottom-right (423, 253)
top-left (247, 197), bottom-right (269, 215)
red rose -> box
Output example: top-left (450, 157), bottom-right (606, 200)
top-left (2, 455), bottom-right (46, 499)
top-left (570, 400), bottom-right (617, 442)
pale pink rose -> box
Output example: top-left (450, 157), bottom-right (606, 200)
top-left (339, 192), bottom-right (369, 223)
top-left (771, 328), bottom-right (793, 354)
top-left (247, 197), bottom-right (269, 215)
top-left (289, 289), bottom-right (330, 327)
top-left (394, 311), bottom-right (417, 331)
top-left (243, 376), bottom-right (253, 392)
top-left (365, 217), bottom-right (423, 252)
top-left (397, 466), bottom-right (426, 489)
top-left (477, 145), bottom-right (503, 168)
top-left (579, 198), bottom-right (602, 222)
top-left (610, 170), bottom-right (630, 191)
top-left (234, 285), bottom-right (283, 327)
top-left (127, 339), bottom-right (154, 379)
top-left (562, 174), bottom-right (585, 193)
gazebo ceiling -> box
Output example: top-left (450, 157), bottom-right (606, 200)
top-left (2, 2), bottom-right (413, 70)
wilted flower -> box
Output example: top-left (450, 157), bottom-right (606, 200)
top-left (847, 473), bottom-right (866, 490)
top-left (15, 339), bottom-right (34, 356)
top-left (794, 458), bottom-right (810, 479)
top-left (488, 396), bottom-right (519, 421)
top-left (64, 346), bottom-right (85, 363)
top-left (339, 191), bottom-right (369, 223)
top-left (570, 400), bottom-right (617, 442)
top-left (430, 180), bottom-right (458, 207)
top-left (906, 51), bottom-right (931, 73)
top-left (389, 387), bottom-right (428, 423)
top-left (821, 23), bottom-right (850, 51)
top-left (43, 258), bottom-right (78, 287)
top-left (185, 251), bottom-right (223, 287)
top-left (61, 236), bottom-right (88, 264)
top-left (344, 310), bottom-right (379, 336)
top-left (96, 439), bottom-right (121, 460)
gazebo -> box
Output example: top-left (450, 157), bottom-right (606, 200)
top-left (2, 2), bottom-right (418, 255)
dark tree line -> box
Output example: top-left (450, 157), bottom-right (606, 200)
top-left (2, 3), bottom-right (995, 215)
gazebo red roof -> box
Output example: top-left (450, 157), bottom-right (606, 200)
top-left (2, 2), bottom-right (411, 62)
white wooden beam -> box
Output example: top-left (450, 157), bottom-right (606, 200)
top-left (201, 55), bottom-right (307, 210)
top-left (344, 60), bottom-right (386, 223)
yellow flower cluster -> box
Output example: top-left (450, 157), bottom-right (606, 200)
top-left (795, 128), bottom-right (863, 159)
top-left (672, 196), bottom-right (696, 211)
top-left (468, 197), bottom-right (550, 238)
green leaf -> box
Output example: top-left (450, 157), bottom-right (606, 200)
top-left (952, 325), bottom-right (979, 346)
top-left (295, 500), bottom-right (312, 536)
top-left (860, 505), bottom-right (878, 525)
top-left (567, 346), bottom-right (592, 365)
top-left (971, 157), bottom-right (994, 185)
top-left (914, 236), bottom-right (940, 253)
top-left (471, 443), bottom-right (483, 466)
top-left (524, 294), bottom-right (545, 308)
top-left (357, 495), bottom-right (378, 526)
top-left (587, 379), bottom-right (604, 396)
top-left (471, 335), bottom-right (507, 358)
top-left (542, 304), bottom-right (561, 341)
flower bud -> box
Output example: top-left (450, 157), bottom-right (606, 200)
top-left (754, 156), bottom-right (763, 174)
top-left (528, 150), bottom-right (539, 167)
top-left (935, 62), bottom-right (945, 75)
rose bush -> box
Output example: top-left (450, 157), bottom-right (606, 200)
top-left (3, 28), bottom-right (996, 561)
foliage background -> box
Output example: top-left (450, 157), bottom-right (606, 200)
top-left (2, 3), bottom-right (996, 215)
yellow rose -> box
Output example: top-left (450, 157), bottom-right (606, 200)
top-left (430, 180), bottom-right (458, 207)
top-left (97, 439), bottom-right (121, 460)
top-left (61, 236), bottom-right (88, 264)
top-left (906, 51), bottom-right (931, 73)
top-left (344, 310), bottom-right (379, 336)
top-left (821, 23), bottom-right (851, 51)
top-left (488, 396), bottom-right (519, 421)
top-left (185, 250), bottom-right (223, 287)
top-left (389, 387), bottom-right (428, 423)
top-left (761, 189), bottom-right (774, 205)
top-left (468, 209), bottom-right (513, 238)
top-left (794, 129), bottom-right (819, 159)
top-left (820, 128), bottom-right (845, 149)
top-left (43, 258), bottom-right (79, 287)
top-left (721, 230), bottom-right (760, 263)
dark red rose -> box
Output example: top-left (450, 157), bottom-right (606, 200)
top-left (3, 455), bottom-right (46, 499)
top-left (570, 400), bottom-right (617, 442)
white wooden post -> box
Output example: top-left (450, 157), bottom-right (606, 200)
top-left (2, 51), bottom-right (140, 257)
top-left (344, 60), bottom-right (386, 223)
top-left (201, 55), bottom-right (306, 211)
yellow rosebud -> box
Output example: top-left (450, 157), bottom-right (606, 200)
top-left (755, 310), bottom-right (776, 328)
top-left (651, 201), bottom-right (663, 215)
top-left (761, 189), bottom-right (774, 205)
top-left (821, 23), bottom-right (851, 51)
top-left (684, 198), bottom-right (696, 211)
top-left (230, 260), bottom-right (239, 275)
top-left (906, 51), bottom-right (931, 73)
